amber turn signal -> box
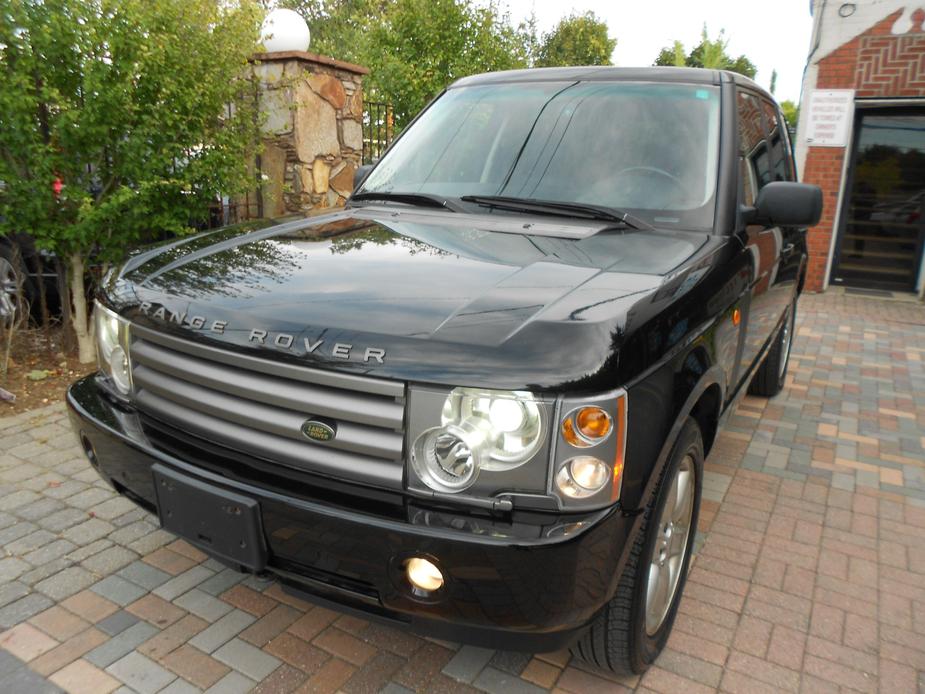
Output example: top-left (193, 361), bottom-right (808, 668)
top-left (611, 394), bottom-right (627, 502)
top-left (577, 407), bottom-right (611, 439)
top-left (562, 406), bottom-right (612, 448)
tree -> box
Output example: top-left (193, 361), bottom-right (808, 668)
top-left (654, 41), bottom-right (686, 68)
top-left (0, 0), bottom-right (262, 362)
top-left (517, 11), bottom-right (541, 67)
top-left (654, 26), bottom-right (757, 80)
top-left (271, 0), bottom-right (379, 65)
top-left (370, 0), bottom-right (529, 126)
top-left (535, 11), bottom-right (615, 67)
top-left (279, 0), bottom-right (529, 128)
top-left (780, 100), bottom-right (799, 130)
top-left (274, 4), bottom-right (619, 126)
top-left (277, 3), bottom-right (617, 126)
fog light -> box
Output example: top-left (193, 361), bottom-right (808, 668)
top-left (405, 557), bottom-right (444, 592)
top-left (80, 434), bottom-right (99, 468)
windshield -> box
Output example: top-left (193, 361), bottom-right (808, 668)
top-left (358, 80), bottom-right (722, 230)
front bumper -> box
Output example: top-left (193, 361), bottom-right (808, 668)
top-left (67, 375), bottom-right (639, 651)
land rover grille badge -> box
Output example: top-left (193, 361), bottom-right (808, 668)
top-left (301, 419), bottom-right (336, 442)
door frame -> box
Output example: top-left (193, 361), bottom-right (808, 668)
top-left (829, 99), bottom-right (925, 293)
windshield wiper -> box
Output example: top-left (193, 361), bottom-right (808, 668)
top-left (349, 191), bottom-right (463, 212)
top-left (460, 195), bottom-right (653, 231)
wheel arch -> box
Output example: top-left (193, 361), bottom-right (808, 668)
top-left (688, 383), bottom-right (722, 457)
top-left (665, 365), bottom-right (725, 466)
top-left (622, 358), bottom-right (726, 513)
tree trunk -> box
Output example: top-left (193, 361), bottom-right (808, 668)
top-left (68, 254), bottom-right (95, 363)
top-left (29, 252), bottom-right (51, 340)
top-left (0, 316), bottom-right (13, 385)
top-left (54, 256), bottom-right (76, 354)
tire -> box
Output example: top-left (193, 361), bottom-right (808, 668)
top-left (571, 418), bottom-right (703, 675)
top-left (0, 244), bottom-right (29, 328)
top-left (748, 298), bottom-right (796, 397)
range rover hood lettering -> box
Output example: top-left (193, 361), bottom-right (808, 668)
top-left (111, 209), bottom-right (706, 390)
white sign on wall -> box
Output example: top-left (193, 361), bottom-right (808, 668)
top-left (805, 90), bottom-right (855, 147)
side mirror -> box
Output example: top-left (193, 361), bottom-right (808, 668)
top-left (744, 181), bottom-right (823, 227)
top-left (354, 164), bottom-right (374, 191)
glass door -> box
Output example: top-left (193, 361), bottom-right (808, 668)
top-left (833, 110), bottom-right (925, 292)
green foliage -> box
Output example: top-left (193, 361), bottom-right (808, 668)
top-left (274, 0), bottom-right (377, 65)
top-left (534, 11), bottom-right (615, 67)
top-left (0, 0), bottom-right (263, 266)
top-left (275, 4), bottom-right (616, 125)
top-left (726, 54), bottom-right (758, 80)
top-left (653, 26), bottom-right (757, 80)
top-left (654, 41), bottom-right (687, 68)
top-left (367, 0), bottom-right (529, 127)
top-left (780, 100), bottom-right (799, 130)
top-left (517, 11), bottom-right (541, 67)
top-left (278, 0), bottom-right (529, 128)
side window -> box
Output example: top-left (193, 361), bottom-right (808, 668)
top-left (737, 91), bottom-right (771, 206)
top-left (762, 99), bottom-right (795, 182)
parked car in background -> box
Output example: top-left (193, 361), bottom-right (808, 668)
top-left (0, 200), bottom-right (229, 328)
top-left (68, 67), bottom-right (821, 675)
top-left (0, 232), bottom-right (60, 327)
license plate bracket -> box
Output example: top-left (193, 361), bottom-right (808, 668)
top-left (152, 464), bottom-right (267, 572)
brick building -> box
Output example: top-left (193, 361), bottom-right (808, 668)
top-left (795, 1), bottom-right (925, 295)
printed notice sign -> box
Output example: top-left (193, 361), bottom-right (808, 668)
top-left (805, 90), bottom-right (854, 147)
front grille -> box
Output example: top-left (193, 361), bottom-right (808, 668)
top-left (129, 324), bottom-right (406, 489)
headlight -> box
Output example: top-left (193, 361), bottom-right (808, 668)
top-left (94, 301), bottom-right (133, 395)
top-left (410, 388), bottom-right (545, 494)
top-left (443, 389), bottom-right (543, 468)
top-left (552, 391), bottom-right (627, 509)
top-left (406, 385), bottom-right (625, 511)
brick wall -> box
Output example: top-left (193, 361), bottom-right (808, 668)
top-left (857, 33), bottom-right (925, 96)
top-left (801, 9), bottom-right (925, 291)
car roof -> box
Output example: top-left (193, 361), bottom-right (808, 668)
top-left (450, 66), bottom-right (772, 100)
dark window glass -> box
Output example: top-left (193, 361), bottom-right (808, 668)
top-left (834, 111), bottom-right (925, 291)
top-left (762, 99), bottom-right (794, 182)
top-left (360, 82), bottom-right (722, 230)
top-left (738, 91), bottom-right (771, 206)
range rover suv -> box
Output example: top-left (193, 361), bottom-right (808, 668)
top-left (68, 67), bottom-right (821, 674)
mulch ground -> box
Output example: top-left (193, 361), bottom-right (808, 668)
top-left (0, 326), bottom-right (95, 415)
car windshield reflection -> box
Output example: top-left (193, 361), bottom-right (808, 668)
top-left (358, 81), bottom-right (722, 230)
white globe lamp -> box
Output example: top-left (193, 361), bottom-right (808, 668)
top-left (260, 9), bottom-right (311, 53)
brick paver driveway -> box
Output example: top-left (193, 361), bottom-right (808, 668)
top-left (1, 291), bottom-right (923, 694)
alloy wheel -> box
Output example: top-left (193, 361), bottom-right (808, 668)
top-left (645, 454), bottom-right (695, 635)
top-left (0, 257), bottom-right (20, 326)
top-left (778, 306), bottom-right (795, 380)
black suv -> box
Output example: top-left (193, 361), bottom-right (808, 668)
top-left (68, 67), bottom-right (821, 674)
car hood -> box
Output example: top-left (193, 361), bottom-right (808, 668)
top-left (109, 207), bottom-right (709, 391)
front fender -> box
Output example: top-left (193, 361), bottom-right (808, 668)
top-left (621, 355), bottom-right (726, 512)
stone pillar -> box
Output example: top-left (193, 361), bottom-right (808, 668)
top-left (252, 51), bottom-right (368, 216)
